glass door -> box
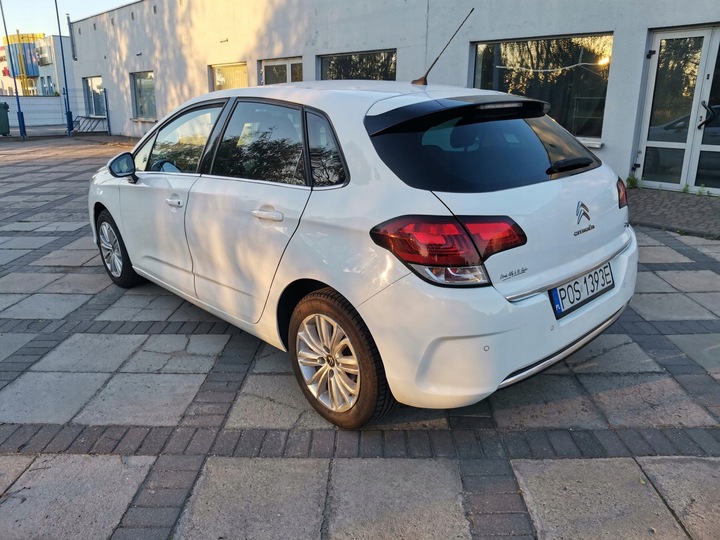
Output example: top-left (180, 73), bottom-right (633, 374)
top-left (688, 32), bottom-right (720, 191)
top-left (639, 28), bottom-right (720, 193)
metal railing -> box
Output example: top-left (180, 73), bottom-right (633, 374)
top-left (0, 87), bottom-right (109, 137)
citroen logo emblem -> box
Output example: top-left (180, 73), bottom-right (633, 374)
top-left (576, 202), bottom-right (590, 224)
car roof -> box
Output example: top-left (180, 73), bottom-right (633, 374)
top-left (182, 80), bottom-right (510, 117)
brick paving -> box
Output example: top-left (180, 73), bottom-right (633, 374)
top-left (1, 138), bottom-right (720, 538)
top-left (629, 187), bottom-right (720, 239)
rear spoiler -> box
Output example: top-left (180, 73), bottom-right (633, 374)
top-left (364, 94), bottom-right (550, 136)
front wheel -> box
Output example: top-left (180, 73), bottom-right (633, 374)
top-left (96, 210), bottom-right (142, 288)
top-left (288, 288), bottom-right (395, 429)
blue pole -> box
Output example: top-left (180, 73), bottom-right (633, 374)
top-left (0, 0), bottom-right (26, 140)
top-left (54, 0), bottom-right (73, 136)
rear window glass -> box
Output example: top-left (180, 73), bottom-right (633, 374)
top-left (369, 111), bottom-right (600, 193)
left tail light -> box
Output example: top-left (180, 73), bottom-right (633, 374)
top-left (617, 178), bottom-right (628, 209)
top-left (370, 215), bottom-right (526, 287)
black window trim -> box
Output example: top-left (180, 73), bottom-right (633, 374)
top-left (302, 105), bottom-right (351, 189)
top-left (133, 96), bottom-right (352, 189)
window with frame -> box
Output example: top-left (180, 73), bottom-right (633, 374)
top-left (131, 71), bottom-right (156, 120)
top-left (143, 105), bottom-right (222, 173)
top-left (211, 63), bottom-right (248, 91)
top-left (320, 50), bottom-right (396, 81)
top-left (262, 57), bottom-right (303, 85)
top-left (83, 76), bottom-right (105, 116)
top-left (474, 34), bottom-right (613, 138)
top-left (306, 112), bottom-right (346, 186)
top-left (212, 102), bottom-right (305, 185)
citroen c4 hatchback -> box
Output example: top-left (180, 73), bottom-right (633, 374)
top-left (89, 81), bottom-right (638, 429)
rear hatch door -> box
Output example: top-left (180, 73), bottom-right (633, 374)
top-left (433, 167), bottom-right (630, 300)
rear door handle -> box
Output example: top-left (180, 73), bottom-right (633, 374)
top-left (165, 198), bottom-right (183, 208)
top-left (251, 208), bottom-right (284, 222)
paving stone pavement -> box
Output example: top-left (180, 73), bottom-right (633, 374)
top-left (1, 138), bottom-right (720, 539)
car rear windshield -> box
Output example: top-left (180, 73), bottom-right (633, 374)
top-left (368, 107), bottom-right (600, 193)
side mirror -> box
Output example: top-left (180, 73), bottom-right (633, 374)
top-left (108, 152), bottom-right (138, 184)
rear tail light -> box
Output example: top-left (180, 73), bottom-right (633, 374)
top-left (370, 215), bottom-right (526, 286)
top-left (462, 219), bottom-right (527, 260)
top-left (617, 177), bottom-right (628, 209)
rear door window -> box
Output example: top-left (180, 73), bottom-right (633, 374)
top-left (212, 101), bottom-right (306, 185)
top-left (369, 107), bottom-right (600, 193)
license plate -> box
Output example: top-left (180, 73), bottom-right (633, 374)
top-left (549, 262), bottom-right (614, 319)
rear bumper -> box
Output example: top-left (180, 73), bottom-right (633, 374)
top-left (497, 303), bottom-right (625, 389)
top-left (358, 228), bottom-right (638, 409)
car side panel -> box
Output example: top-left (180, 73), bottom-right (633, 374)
top-left (89, 166), bottom-right (122, 243)
top-left (118, 171), bottom-right (199, 294)
top-left (257, 177), bottom-right (453, 346)
top-left (185, 176), bottom-right (311, 324)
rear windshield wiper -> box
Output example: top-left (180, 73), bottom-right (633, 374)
top-left (546, 157), bottom-right (594, 175)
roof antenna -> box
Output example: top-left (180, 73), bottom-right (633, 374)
top-left (412, 8), bottom-right (475, 86)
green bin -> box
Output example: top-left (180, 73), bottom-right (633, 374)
top-left (0, 102), bottom-right (9, 136)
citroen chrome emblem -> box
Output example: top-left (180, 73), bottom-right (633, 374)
top-left (576, 202), bottom-right (590, 224)
top-left (574, 202), bottom-right (595, 236)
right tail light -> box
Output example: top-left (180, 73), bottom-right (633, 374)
top-left (617, 178), bottom-right (628, 209)
top-left (370, 215), bottom-right (526, 286)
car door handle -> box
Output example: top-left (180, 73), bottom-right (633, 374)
top-left (165, 198), bottom-right (183, 208)
top-left (251, 209), bottom-right (284, 222)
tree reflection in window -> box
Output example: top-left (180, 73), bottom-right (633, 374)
top-left (213, 103), bottom-right (306, 185)
top-left (474, 35), bottom-right (613, 138)
top-left (321, 50), bottom-right (396, 81)
top-left (307, 112), bottom-right (346, 186)
top-left (147, 106), bottom-right (221, 173)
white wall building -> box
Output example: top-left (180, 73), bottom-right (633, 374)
top-left (70, 0), bottom-right (720, 193)
top-left (36, 35), bottom-right (75, 98)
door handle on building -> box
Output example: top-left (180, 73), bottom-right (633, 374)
top-left (698, 101), bottom-right (716, 129)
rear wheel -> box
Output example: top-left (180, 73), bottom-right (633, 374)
top-left (96, 210), bottom-right (141, 288)
top-left (289, 288), bottom-right (395, 429)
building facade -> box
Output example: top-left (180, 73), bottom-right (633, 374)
top-left (1, 33), bottom-right (44, 96)
top-left (36, 35), bottom-right (75, 98)
top-left (1, 34), bottom-right (75, 98)
top-left (70, 0), bottom-right (720, 194)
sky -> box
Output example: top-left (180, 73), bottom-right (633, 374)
top-left (1, 0), bottom-right (129, 38)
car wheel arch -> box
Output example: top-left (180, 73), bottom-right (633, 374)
top-left (276, 278), bottom-right (332, 349)
top-left (92, 202), bottom-right (109, 240)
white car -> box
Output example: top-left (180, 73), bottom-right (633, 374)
top-left (89, 81), bottom-right (638, 429)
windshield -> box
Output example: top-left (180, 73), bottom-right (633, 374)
top-left (369, 109), bottom-right (600, 193)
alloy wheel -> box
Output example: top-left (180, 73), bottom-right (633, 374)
top-left (98, 221), bottom-right (123, 278)
top-left (296, 313), bottom-right (360, 413)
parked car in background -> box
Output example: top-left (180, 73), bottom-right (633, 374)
top-left (645, 104), bottom-right (720, 173)
top-left (89, 81), bottom-right (638, 429)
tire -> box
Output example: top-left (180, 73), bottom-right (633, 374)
top-left (96, 209), bottom-right (142, 288)
top-left (288, 288), bottom-right (395, 429)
